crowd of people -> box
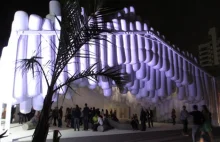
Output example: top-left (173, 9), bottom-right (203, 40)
top-left (50, 103), bottom-right (118, 131)
top-left (11, 103), bottom-right (214, 141)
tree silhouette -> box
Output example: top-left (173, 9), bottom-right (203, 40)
top-left (18, 0), bottom-right (127, 141)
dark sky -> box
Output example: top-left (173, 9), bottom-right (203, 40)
top-left (0, 0), bottom-right (220, 57)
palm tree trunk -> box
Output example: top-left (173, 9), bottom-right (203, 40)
top-left (32, 87), bottom-right (54, 142)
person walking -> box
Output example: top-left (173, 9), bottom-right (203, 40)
top-left (189, 105), bottom-right (204, 142)
top-left (200, 105), bottom-right (213, 142)
top-left (180, 106), bottom-right (189, 136)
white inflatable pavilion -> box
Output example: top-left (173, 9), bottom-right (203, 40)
top-left (0, 0), bottom-right (219, 133)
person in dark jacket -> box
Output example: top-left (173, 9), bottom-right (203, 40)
top-left (171, 109), bottom-right (176, 125)
top-left (52, 107), bottom-right (58, 126)
top-left (74, 105), bottom-right (81, 131)
top-left (146, 107), bottom-right (154, 128)
top-left (189, 105), bottom-right (204, 142)
top-left (83, 103), bottom-right (89, 130)
top-left (140, 108), bottom-right (146, 131)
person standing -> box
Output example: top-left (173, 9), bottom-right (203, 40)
top-left (83, 103), bottom-right (89, 130)
top-left (140, 108), bottom-right (146, 131)
top-left (171, 109), bottom-right (176, 125)
top-left (146, 107), bottom-right (153, 128)
top-left (52, 107), bottom-right (58, 126)
top-left (58, 106), bottom-right (63, 120)
top-left (180, 106), bottom-right (189, 136)
top-left (74, 105), bottom-right (81, 131)
top-left (189, 105), bottom-right (204, 142)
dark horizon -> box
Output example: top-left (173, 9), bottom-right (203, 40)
top-left (0, 0), bottom-right (220, 57)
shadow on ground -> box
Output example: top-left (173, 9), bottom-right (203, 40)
top-left (42, 127), bottom-right (220, 142)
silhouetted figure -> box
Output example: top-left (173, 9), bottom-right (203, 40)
top-left (114, 110), bottom-right (117, 117)
top-left (74, 105), bottom-right (81, 131)
top-left (180, 106), bottom-right (189, 136)
top-left (131, 114), bottom-right (139, 130)
top-left (59, 106), bottom-right (63, 120)
top-left (71, 108), bottom-right (75, 128)
top-left (171, 109), bottom-right (176, 125)
top-left (105, 109), bottom-right (109, 117)
top-left (146, 108), bottom-right (153, 128)
top-left (189, 105), bottom-right (204, 142)
top-left (65, 107), bottom-right (69, 122)
top-left (52, 107), bottom-right (58, 126)
top-left (140, 108), bottom-right (146, 131)
top-left (111, 113), bottom-right (119, 122)
top-left (101, 109), bottom-right (104, 116)
top-left (200, 105), bottom-right (213, 142)
top-left (83, 103), bottom-right (89, 130)
top-left (110, 109), bottom-right (113, 117)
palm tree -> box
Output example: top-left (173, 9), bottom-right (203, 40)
top-left (18, 0), bottom-right (127, 141)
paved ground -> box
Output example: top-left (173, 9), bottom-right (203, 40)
top-left (45, 128), bottom-right (220, 142)
top-left (1, 123), bottom-right (220, 142)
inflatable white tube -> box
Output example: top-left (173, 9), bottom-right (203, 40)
top-left (112, 19), bottom-right (125, 65)
top-left (165, 49), bottom-right (174, 78)
top-left (145, 68), bottom-right (156, 91)
top-left (129, 22), bottom-right (140, 71)
top-left (136, 21), bottom-right (145, 62)
top-left (160, 45), bottom-right (169, 72)
top-left (155, 69), bottom-right (161, 89)
top-left (171, 52), bottom-right (179, 81)
top-left (13, 11), bottom-right (29, 101)
top-left (26, 14), bottom-right (42, 98)
top-left (157, 71), bottom-right (167, 97)
top-left (147, 41), bottom-right (158, 66)
top-left (121, 19), bottom-right (131, 64)
top-left (33, 95), bottom-right (44, 111)
top-left (20, 98), bottom-right (32, 114)
top-left (136, 63), bottom-right (146, 79)
top-left (41, 19), bottom-right (54, 98)
top-left (153, 42), bottom-right (162, 70)
top-left (144, 37), bottom-right (153, 63)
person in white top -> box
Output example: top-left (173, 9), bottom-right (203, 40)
top-left (98, 116), bottom-right (103, 126)
top-left (92, 112), bottom-right (103, 131)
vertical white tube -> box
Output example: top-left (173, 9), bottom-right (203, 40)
top-left (27, 14), bottom-right (42, 97)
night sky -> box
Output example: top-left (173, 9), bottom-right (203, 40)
top-left (0, 0), bottom-right (220, 57)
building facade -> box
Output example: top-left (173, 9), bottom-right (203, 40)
top-left (198, 27), bottom-right (220, 67)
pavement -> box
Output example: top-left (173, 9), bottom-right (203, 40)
top-left (1, 122), bottom-right (220, 142)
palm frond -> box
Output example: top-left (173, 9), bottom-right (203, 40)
top-left (0, 130), bottom-right (7, 138)
top-left (53, 63), bottom-right (128, 93)
top-left (17, 56), bottom-right (50, 87)
top-left (52, 0), bottom-right (119, 82)
top-left (17, 56), bottom-right (42, 77)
